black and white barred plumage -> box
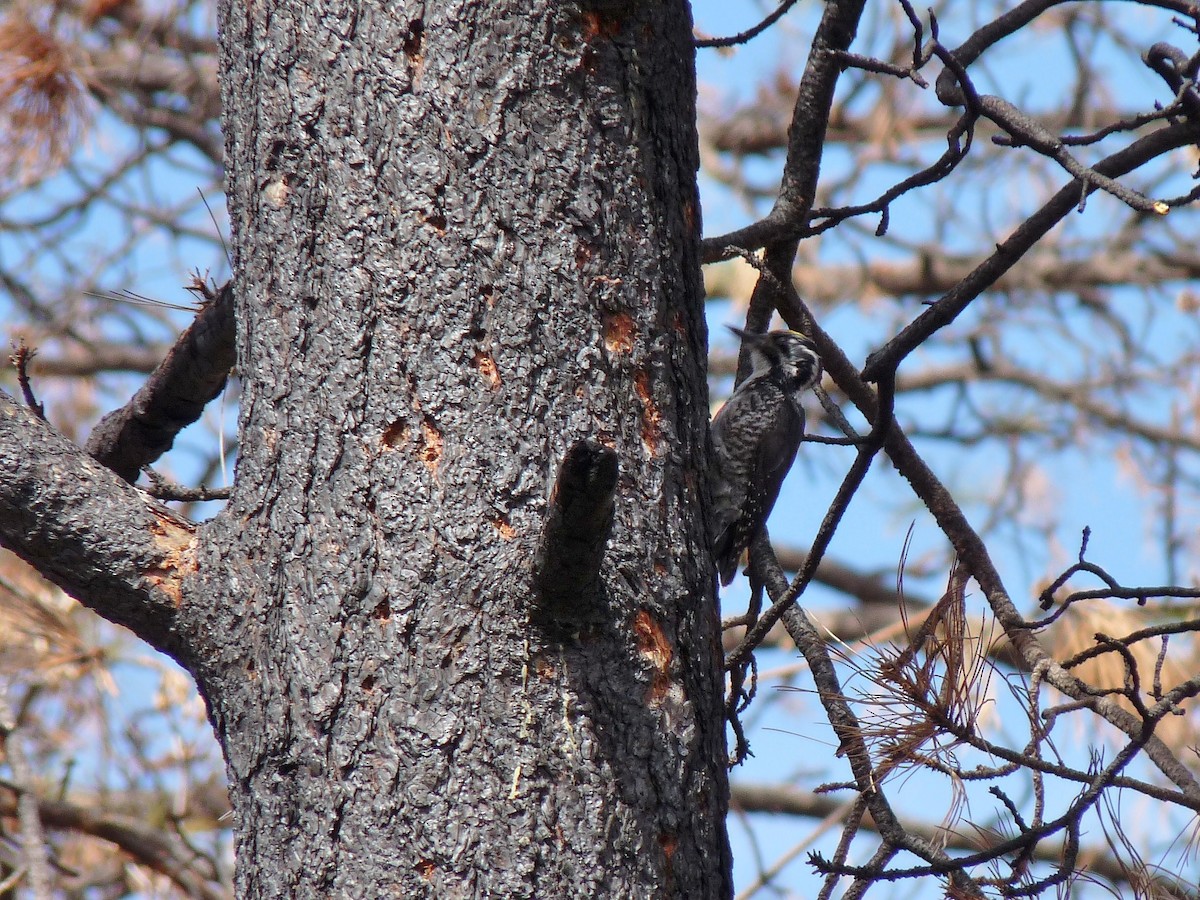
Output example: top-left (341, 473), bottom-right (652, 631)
top-left (710, 328), bottom-right (822, 585)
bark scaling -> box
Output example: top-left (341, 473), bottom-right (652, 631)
top-left (194, 1), bottom-right (729, 896)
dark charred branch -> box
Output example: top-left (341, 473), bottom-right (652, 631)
top-left (532, 439), bottom-right (618, 626)
top-left (1144, 41), bottom-right (1200, 118)
top-left (0, 392), bottom-right (195, 660)
top-left (9, 341), bottom-right (44, 420)
top-left (729, 782), bottom-right (1148, 889)
top-left (84, 282), bottom-right (235, 482)
top-left (861, 121), bottom-right (1200, 383)
top-left (699, 0), bottom-right (868, 262)
top-left (142, 474), bottom-right (232, 503)
top-left (780, 298), bottom-right (1200, 804)
top-left (744, 542), bottom-right (987, 896)
top-left (695, 0), bottom-right (802, 49)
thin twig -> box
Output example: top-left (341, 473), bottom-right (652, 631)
top-left (142, 468), bottom-right (232, 502)
top-left (0, 692), bottom-right (52, 899)
top-left (10, 341), bottom-right (46, 420)
top-left (696, 0), bottom-right (803, 49)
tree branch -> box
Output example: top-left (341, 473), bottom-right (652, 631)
top-left (748, 546), bottom-right (987, 895)
top-left (0, 696), bottom-right (51, 900)
top-left (84, 281), bottom-right (235, 483)
top-left (702, 101), bottom-right (1156, 158)
top-left (0, 785), bottom-right (227, 900)
top-left (26, 343), bottom-right (165, 377)
top-left (699, 0), bottom-right (869, 262)
top-left (861, 121), bottom-right (1200, 382)
top-left (729, 781), bottom-right (1151, 889)
top-left (780, 301), bottom-right (1200, 803)
top-left (0, 393), bottom-right (196, 660)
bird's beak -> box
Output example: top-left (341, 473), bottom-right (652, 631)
top-left (726, 325), bottom-right (767, 343)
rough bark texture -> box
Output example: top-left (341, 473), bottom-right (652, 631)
top-left (0, 394), bottom-right (196, 659)
top-left (84, 281), bottom-right (236, 482)
top-left (194, 1), bottom-right (727, 896)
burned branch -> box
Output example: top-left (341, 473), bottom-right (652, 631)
top-left (83, 281), bottom-right (235, 483)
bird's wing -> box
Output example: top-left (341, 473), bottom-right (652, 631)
top-left (710, 383), bottom-right (760, 543)
top-left (711, 380), bottom-right (806, 582)
top-left (749, 398), bottom-right (804, 529)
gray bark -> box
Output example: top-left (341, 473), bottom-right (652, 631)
top-left (84, 281), bottom-right (236, 482)
top-left (0, 395), bottom-right (195, 659)
top-left (197, 1), bottom-right (726, 896)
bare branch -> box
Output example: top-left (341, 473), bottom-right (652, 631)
top-left (0, 784), bottom-right (228, 900)
top-left (695, 0), bottom-right (803, 49)
top-left (84, 281), bottom-right (235, 483)
top-left (749, 548), bottom-right (988, 895)
top-left (785, 301), bottom-right (1200, 803)
top-left (731, 781), bottom-right (1152, 889)
top-left (861, 121), bottom-right (1200, 382)
top-left (0, 392), bottom-right (196, 660)
top-left (700, 0), bottom-right (871, 262)
top-left (8, 341), bottom-right (44, 420)
top-left (0, 694), bottom-right (51, 900)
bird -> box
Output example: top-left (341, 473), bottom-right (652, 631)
top-left (710, 327), bottom-right (822, 586)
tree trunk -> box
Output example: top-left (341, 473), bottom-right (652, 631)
top-left (192, 0), bottom-right (729, 895)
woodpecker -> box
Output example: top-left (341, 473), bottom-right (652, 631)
top-left (710, 327), bottom-right (822, 586)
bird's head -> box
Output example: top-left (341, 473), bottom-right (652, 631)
top-left (728, 326), bottom-right (822, 392)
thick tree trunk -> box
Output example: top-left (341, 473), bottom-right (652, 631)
top-left (195, 1), bottom-right (728, 895)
